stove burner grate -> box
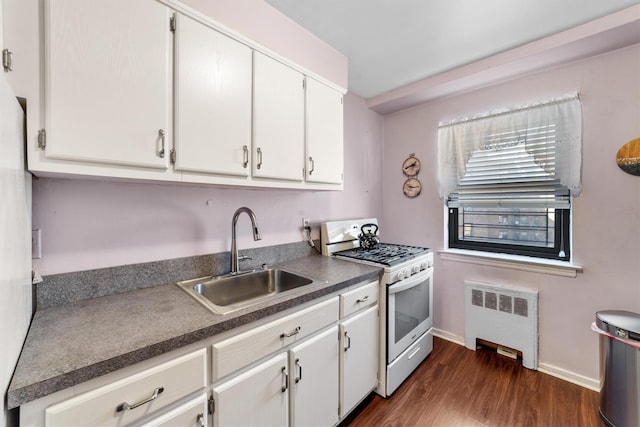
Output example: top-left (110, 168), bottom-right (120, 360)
top-left (334, 243), bottom-right (429, 267)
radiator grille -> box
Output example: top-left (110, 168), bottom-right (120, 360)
top-left (514, 297), bottom-right (528, 317)
top-left (473, 289), bottom-right (530, 317)
top-left (465, 280), bottom-right (538, 369)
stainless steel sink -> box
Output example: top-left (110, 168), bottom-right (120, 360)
top-left (177, 268), bottom-right (319, 314)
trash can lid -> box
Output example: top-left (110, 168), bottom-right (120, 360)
top-left (596, 310), bottom-right (640, 338)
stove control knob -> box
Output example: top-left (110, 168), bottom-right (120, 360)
top-left (427, 259), bottom-right (434, 268)
top-left (412, 265), bottom-right (421, 274)
top-left (420, 262), bottom-right (428, 270)
top-left (395, 271), bottom-right (405, 281)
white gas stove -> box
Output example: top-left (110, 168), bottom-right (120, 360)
top-left (321, 218), bottom-right (434, 397)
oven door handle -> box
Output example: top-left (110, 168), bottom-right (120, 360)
top-left (388, 269), bottom-right (432, 295)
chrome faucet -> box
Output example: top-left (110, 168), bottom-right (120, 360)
top-left (230, 207), bottom-right (262, 274)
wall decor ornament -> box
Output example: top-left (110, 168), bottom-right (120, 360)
top-left (402, 153), bottom-right (422, 198)
top-left (402, 153), bottom-right (421, 177)
top-left (403, 177), bottom-right (422, 198)
top-left (616, 137), bottom-right (640, 176)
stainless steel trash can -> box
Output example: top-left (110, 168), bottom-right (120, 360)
top-left (594, 310), bottom-right (640, 427)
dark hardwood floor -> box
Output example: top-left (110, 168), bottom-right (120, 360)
top-left (344, 337), bottom-right (605, 427)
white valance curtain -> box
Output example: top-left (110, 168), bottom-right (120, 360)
top-left (437, 94), bottom-right (583, 200)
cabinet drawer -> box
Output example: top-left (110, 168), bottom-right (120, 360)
top-left (340, 281), bottom-right (379, 318)
top-left (212, 297), bottom-right (339, 380)
top-left (45, 349), bottom-right (207, 427)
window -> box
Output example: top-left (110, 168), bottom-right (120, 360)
top-left (449, 206), bottom-right (570, 260)
top-left (438, 94), bottom-right (582, 261)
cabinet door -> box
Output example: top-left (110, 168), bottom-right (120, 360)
top-left (339, 305), bottom-right (378, 418)
top-left (253, 52), bottom-right (304, 181)
top-left (213, 353), bottom-right (288, 427)
top-left (44, 0), bottom-right (172, 169)
top-left (305, 78), bottom-right (344, 184)
top-left (289, 326), bottom-right (339, 427)
top-left (174, 13), bottom-right (252, 176)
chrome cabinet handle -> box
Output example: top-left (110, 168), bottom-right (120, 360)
top-left (242, 145), bottom-right (248, 168)
top-left (158, 129), bottom-right (166, 158)
top-left (280, 326), bottom-right (301, 339)
top-left (308, 156), bottom-right (314, 175)
top-left (294, 358), bottom-right (302, 383)
top-left (196, 413), bottom-right (205, 427)
top-left (281, 366), bottom-right (289, 392)
top-left (356, 295), bottom-right (369, 303)
top-left (2, 49), bottom-right (12, 72)
top-left (116, 386), bottom-right (164, 412)
top-left (344, 331), bottom-right (351, 352)
top-left (257, 147), bottom-right (263, 169)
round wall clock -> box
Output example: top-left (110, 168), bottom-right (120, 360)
top-left (403, 177), bottom-right (422, 198)
top-left (402, 154), bottom-right (421, 177)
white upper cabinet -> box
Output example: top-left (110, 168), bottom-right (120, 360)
top-left (252, 52), bottom-right (305, 182)
top-left (174, 13), bottom-right (252, 177)
top-left (305, 77), bottom-right (344, 185)
top-left (44, 0), bottom-right (172, 170)
top-left (18, 0), bottom-right (345, 188)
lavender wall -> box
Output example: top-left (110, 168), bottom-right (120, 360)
top-left (32, 93), bottom-right (383, 276)
top-left (381, 44), bottom-right (640, 383)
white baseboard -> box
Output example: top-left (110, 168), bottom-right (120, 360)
top-left (538, 362), bottom-right (600, 392)
top-left (433, 328), bottom-right (465, 346)
top-left (432, 328), bottom-right (600, 392)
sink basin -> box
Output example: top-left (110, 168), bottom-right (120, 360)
top-left (177, 268), bottom-right (319, 314)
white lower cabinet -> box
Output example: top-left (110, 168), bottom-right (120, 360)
top-left (289, 326), bottom-right (339, 427)
top-left (20, 284), bottom-right (378, 427)
top-left (43, 349), bottom-right (207, 427)
top-left (209, 280), bottom-right (380, 426)
top-left (212, 353), bottom-right (289, 427)
top-left (212, 326), bottom-right (340, 427)
top-left (211, 297), bottom-right (339, 380)
top-left (339, 305), bottom-right (379, 419)
top-left (210, 297), bottom-right (340, 426)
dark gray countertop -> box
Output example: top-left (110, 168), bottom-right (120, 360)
top-left (7, 255), bottom-right (381, 409)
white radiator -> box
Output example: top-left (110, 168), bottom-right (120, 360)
top-left (464, 280), bottom-right (539, 369)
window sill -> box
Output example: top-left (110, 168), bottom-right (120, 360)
top-left (437, 249), bottom-right (583, 278)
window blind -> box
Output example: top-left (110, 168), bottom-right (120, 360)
top-left (437, 94), bottom-right (582, 202)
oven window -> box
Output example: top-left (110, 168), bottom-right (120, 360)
top-left (394, 281), bottom-right (430, 344)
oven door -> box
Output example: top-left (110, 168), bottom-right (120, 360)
top-left (387, 267), bottom-right (433, 362)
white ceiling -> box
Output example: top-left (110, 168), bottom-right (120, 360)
top-left (266, 0), bottom-right (640, 99)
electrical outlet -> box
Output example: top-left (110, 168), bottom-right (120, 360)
top-left (302, 218), bottom-right (310, 228)
top-left (32, 229), bottom-right (42, 259)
